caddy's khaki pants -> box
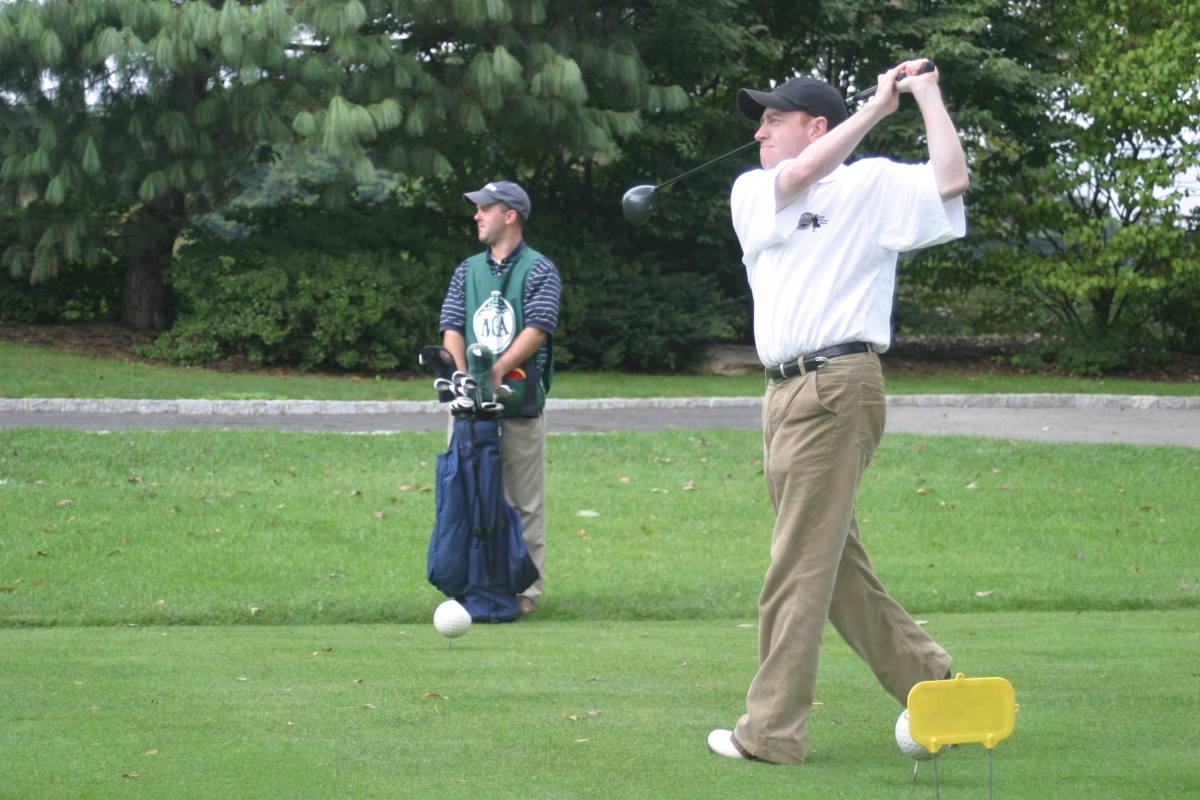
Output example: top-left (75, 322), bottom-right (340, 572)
top-left (501, 413), bottom-right (547, 600)
top-left (734, 350), bottom-right (951, 765)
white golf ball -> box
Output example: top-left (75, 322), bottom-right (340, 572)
top-left (433, 600), bottom-right (472, 639)
top-left (895, 710), bottom-right (933, 760)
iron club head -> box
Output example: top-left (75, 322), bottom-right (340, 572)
top-left (621, 184), bottom-right (658, 226)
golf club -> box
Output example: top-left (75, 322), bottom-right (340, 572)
top-left (621, 141), bottom-right (758, 225)
top-left (845, 59), bottom-right (937, 104)
top-left (621, 60), bottom-right (937, 226)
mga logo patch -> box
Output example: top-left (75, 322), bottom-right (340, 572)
top-left (473, 290), bottom-right (516, 353)
top-left (797, 212), bottom-right (829, 231)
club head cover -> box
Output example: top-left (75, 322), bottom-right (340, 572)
top-left (420, 345), bottom-right (458, 402)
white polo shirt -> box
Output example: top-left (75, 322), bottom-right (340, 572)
top-left (731, 158), bottom-right (966, 367)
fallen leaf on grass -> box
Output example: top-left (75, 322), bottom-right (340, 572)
top-left (145, 750), bottom-right (158, 755)
top-left (618, 477), bottom-right (631, 484)
top-left (424, 692), bottom-right (440, 698)
top-left (374, 511), bottom-right (385, 519)
top-left (350, 490), bottom-right (363, 497)
top-left (576, 510), bottom-right (599, 517)
top-left (36, 551), bottom-right (51, 556)
top-left (916, 487), bottom-right (928, 495)
top-left (57, 498), bottom-right (73, 507)
top-left (250, 607), bottom-right (261, 615)
top-left (329, 573), bottom-right (343, 579)
top-left (681, 481), bottom-right (695, 491)
top-left (362, 704), bottom-right (378, 709)
top-left (575, 739), bottom-right (589, 743)
top-left (287, 722), bottom-right (295, 727)
top-left (588, 710), bottom-right (601, 716)
top-left (353, 678), bottom-right (364, 683)
top-left (122, 774), bottom-right (140, 779)
top-left (649, 488), bottom-right (668, 494)
top-left (400, 485), bottom-right (413, 491)
top-left (736, 624), bottom-right (755, 628)
top-left (975, 591), bottom-right (993, 597)
top-left (965, 483), bottom-right (978, 490)
top-left (567, 715), bottom-right (580, 721)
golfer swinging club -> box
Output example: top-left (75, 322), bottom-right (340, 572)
top-left (707, 60), bottom-right (968, 764)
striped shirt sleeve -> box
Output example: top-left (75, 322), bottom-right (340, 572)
top-left (522, 257), bottom-right (561, 335)
top-left (438, 261), bottom-right (470, 335)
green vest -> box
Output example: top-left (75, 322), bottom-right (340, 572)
top-left (464, 244), bottom-right (553, 418)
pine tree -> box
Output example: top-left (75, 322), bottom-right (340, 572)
top-left (0, 0), bottom-right (686, 328)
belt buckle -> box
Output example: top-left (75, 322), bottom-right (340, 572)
top-left (811, 356), bottom-right (830, 371)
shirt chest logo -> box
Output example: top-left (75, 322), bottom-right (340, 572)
top-left (473, 290), bottom-right (516, 353)
top-left (797, 212), bottom-right (829, 232)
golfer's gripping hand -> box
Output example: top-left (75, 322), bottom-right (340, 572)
top-left (870, 59), bottom-right (939, 113)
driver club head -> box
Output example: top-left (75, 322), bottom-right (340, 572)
top-left (621, 184), bottom-right (658, 226)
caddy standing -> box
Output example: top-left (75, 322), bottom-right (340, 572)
top-left (707, 61), bottom-right (969, 764)
top-left (439, 181), bottom-right (561, 615)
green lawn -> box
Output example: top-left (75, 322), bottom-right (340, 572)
top-left (2, 427), bottom-right (1198, 798)
top-left (1, 613), bottom-right (1197, 799)
top-left (3, 340), bottom-right (1199, 400)
top-left (2, 429), bottom-right (1196, 626)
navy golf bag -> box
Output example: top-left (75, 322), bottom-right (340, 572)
top-left (427, 416), bottom-right (539, 623)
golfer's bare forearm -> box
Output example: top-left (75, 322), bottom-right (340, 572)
top-left (910, 83), bottom-right (969, 200)
top-left (775, 101), bottom-right (890, 210)
top-left (442, 330), bottom-right (468, 372)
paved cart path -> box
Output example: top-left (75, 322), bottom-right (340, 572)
top-left (1, 395), bottom-right (1197, 446)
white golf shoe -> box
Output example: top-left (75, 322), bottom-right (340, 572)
top-left (707, 729), bottom-right (753, 760)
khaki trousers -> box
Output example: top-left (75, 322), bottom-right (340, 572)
top-left (734, 350), bottom-right (951, 765)
top-left (446, 413), bottom-right (547, 600)
top-left (501, 414), bottom-right (547, 600)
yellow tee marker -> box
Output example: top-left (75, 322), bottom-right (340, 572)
top-left (906, 673), bottom-right (1019, 798)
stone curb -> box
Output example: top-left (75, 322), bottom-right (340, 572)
top-left (1, 394), bottom-right (1198, 414)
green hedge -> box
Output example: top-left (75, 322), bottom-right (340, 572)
top-left (139, 247), bottom-right (443, 372)
top-left (140, 191), bottom-right (737, 374)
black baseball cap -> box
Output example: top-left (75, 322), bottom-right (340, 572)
top-left (463, 181), bottom-right (531, 221)
top-left (737, 77), bottom-right (848, 129)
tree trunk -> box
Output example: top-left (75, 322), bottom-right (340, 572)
top-left (123, 189), bottom-right (185, 330)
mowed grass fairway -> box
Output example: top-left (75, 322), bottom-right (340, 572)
top-left (2, 614), bottom-right (1198, 799)
top-left (1, 428), bottom-right (1199, 798)
top-left (1, 429), bottom-right (1197, 624)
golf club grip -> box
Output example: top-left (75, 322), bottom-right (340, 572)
top-left (847, 60), bottom-right (937, 104)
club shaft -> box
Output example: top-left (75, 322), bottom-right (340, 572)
top-left (655, 140), bottom-right (759, 191)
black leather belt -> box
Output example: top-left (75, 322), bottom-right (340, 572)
top-left (767, 342), bottom-right (871, 381)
